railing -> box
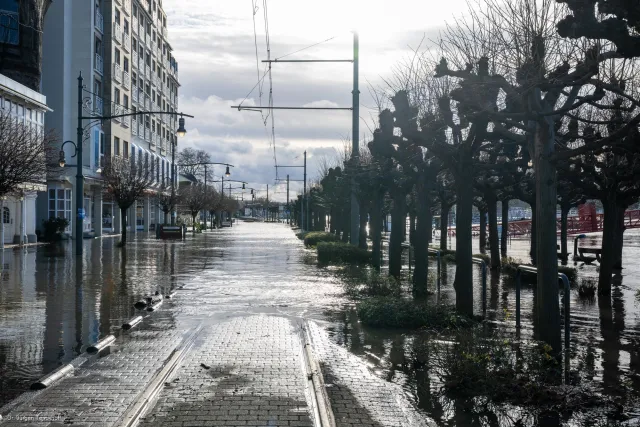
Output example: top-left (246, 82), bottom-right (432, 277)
top-left (144, 128), bottom-right (150, 142)
top-left (113, 23), bottom-right (123, 44)
top-left (94, 53), bottom-right (103, 75)
top-left (132, 51), bottom-right (139, 69)
top-left (132, 118), bottom-right (138, 135)
top-left (123, 115), bottom-right (131, 128)
top-left (113, 63), bottom-right (122, 83)
top-left (123, 33), bottom-right (131, 52)
top-left (132, 87), bottom-right (138, 103)
top-left (112, 104), bottom-right (123, 123)
top-left (151, 40), bottom-right (157, 55)
top-left (145, 64), bottom-right (150, 79)
top-left (162, 27), bottom-right (168, 39)
top-left (132, 16), bottom-right (138, 34)
top-left (95, 9), bottom-right (104, 33)
top-left (150, 73), bottom-right (157, 87)
top-left (144, 95), bottom-right (150, 110)
top-left (123, 71), bottom-right (131, 89)
top-left (94, 97), bottom-right (103, 115)
top-left (138, 122), bottom-right (144, 138)
top-left (123, 0), bottom-right (131, 14)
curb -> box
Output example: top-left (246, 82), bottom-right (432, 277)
top-left (122, 316), bottom-right (143, 330)
top-left (87, 335), bottom-right (116, 354)
top-left (303, 322), bottom-right (336, 427)
top-left (30, 364), bottom-right (74, 390)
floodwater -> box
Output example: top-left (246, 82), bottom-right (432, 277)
top-left (1, 224), bottom-right (639, 426)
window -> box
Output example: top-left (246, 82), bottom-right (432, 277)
top-left (114, 87), bottom-right (120, 104)
top-left (124, 57), bottom-right (129, 72)
top-left (132, 38), bottom-right (137, 52)
top-left (0, 0), bottom-right (19, 45)
top-left (95, 37), bottom-right (103, 56)
top-left (114, 136), bottom-right (120, 156)
top-left (115, 8), bottom-right (121, 24)
top-left (99, 132), bottom-right (105, 167)
top-left (2, 207), bottom-right (9, 224)
top-left (123, 141), bottom-right (129, 158)
top-left (124, 19), bottom-right (129, 35)
top-left (115, 48), bottom-right (121, 65)
top-left (123, 94), bottom-right (129, 109)
top-left (94, 79), bottom-right (101, 97)
top-left (48, 188), bottom-right (72, 228)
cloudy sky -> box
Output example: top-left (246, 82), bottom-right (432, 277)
top-left (163, 0), bottom-right (468, 201)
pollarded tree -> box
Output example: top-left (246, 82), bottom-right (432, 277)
top-left (102, 155), bottom-right (150, 245)
top-left (179, 183), bottom-right (207, 231)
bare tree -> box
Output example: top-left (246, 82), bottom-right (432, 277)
top-left (155, 185), bottom-right (181, 225)
top-left (179, 183), bottom-right (207, 231)
top-left (177, 148), bottom-right (211, 179)
top-left (102, 156), bottom-right (150, 245)
top-left (0, 110), bottom-right (56, 247)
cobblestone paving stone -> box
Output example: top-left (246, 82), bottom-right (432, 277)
top-left (140, 315), bottom-right (313, 427)
top-left (0, 310), bottom-right (187, 427)
top-left (307, 321), bottom-right (434, 427)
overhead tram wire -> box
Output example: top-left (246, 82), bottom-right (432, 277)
top-left (251, 0), bottom-right (265, 123)
top-left (263, 0), bottom-right (278, 179)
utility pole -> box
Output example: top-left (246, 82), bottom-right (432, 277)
top-left (304, 151), bottom-right (307, 231)
top-left (350, 33), bottom-right (360, 245)
top-left (75, 73), bottom-right (84, 253)
top-left (267, 184), bottom-right (269, 222)
top-left (286, 175), bottom-right (290, 224)
top-left (203, 164), bottom-right (208, 230)
top-left (229, 183), bottom-right (232, 227)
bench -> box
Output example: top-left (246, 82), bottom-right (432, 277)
top-left (577, 246), bottom-right (601, 264)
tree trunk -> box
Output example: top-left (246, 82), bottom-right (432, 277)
top-left (530, 202), bottom-right (537, 265)
top-left (192, 214), bottom-right (197, 233)
top-left (560, 204), bottom-right (569, 265)
top-left (487, 198), bottom-right (500, 270)
top-left (454, 177), bottom-right (474, 317)
top-left (534, 119), bottom-right (560, 355)
top-left (598, 197), bottom-right (617, 294)
top-left (341, 208), bottom-right (350, 243)
top-left (120, 207), bottom-right (127, 245)
top-left (440, 204), bottom-right (449, 251)
top-left (613, 204), bottom-right (625, 269)
top-left (371, 194), bottom-right (383, 272)
top-left (409, 212), bottom-right (416, 245)
top-left (389, 194), bottom-right (406, 278)
top-left (413, 191), bottom-right (430, 298)
top-left (329, 206), bottom-right (336, 234)
top-left (501, 200), bottom-right (509, 257)
top-left (479, 208), bottom-right (487, 254)
top-left (358, 203), bottom-right (368, 250)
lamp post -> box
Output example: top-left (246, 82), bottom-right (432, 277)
top-left (61, 72), bottom-right (193, 255)
top-left (178, 162), bottom-right (234, 229)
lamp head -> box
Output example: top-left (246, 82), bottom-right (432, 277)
top-left (59, 150), bottom-right (66, 168)
top-left (242, 183), bottom-right (245, 190)
top-left (176, 117), bottom-right (187, 137)
top-left (225, 165), bottom-right (231, 177)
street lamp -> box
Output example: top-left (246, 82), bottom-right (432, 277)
top-left (176, 116), bottom-right (187, 137)
top-left (58, 140), bottom-right (78, 168)
top-left (225, 165), bottom-right (231, 177)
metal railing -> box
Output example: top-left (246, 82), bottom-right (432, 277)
top-left (132, 119), bottom-right (137, 135)
top-left (113, 63), bottom-right (122, 83)
top-left (132, 51), bottom-right (139, 69)
top-left (132, 87), bottom-right (138, 103)
top-left (123, 33), bottom-right (131, 52)
top-left (132, 16), bottom-right (138, 34)
top-left (94, 53), bottom-right (104, 75)
top-left (95, 9), bottom-right (104, 33)
top-left (113, 23), bottom-right (123, 44)
top-left (123, 71), bottom-right (131, 89)
top-left (94, 97), bottom-right (103, 115)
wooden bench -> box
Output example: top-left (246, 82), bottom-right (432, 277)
top-left (577, 247), bottom-right (601, 264)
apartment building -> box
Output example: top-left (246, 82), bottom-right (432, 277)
top-left (40, 0), bottom-right (180, 238)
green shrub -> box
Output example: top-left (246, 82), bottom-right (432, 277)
top-left (303, 231), bottom-right (338, 247)
top-left (342, 270), bottom-right (402, 299)
top-left (41, 217), bottom-right (70, 242)
top-left (317, 241), bottom-right (371, 264)
top-left (558, 265), bottom-right (578, 282)
top-left (501, 256), bottom-right (520, 275)
top-left (473, 253), bottom-right (491, 264)
top-left (357, 297), bottom-right (470, 329)
top-left (296, 231), bottom-right (310, 240)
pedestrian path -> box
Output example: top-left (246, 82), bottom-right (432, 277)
top-left (140, 315), bottom-right (313, 427)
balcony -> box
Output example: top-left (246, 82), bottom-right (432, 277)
top-left (123, 33), bottom-right (131, 52)
top-left (94, 53), bottom-right (103, 75)
top-left (94, 97), bottom-right (104, 115)
top-left (162, 27), bottom-right (168, 39)
top-left (132, 16), bottom-right (138, 34)
top-left (151, 41), bottom-right (157, 56)
top-left (113, 63), bottom-right (122, 83)
top-left (123, 71), bottom-right (131, 89)
top-left (144, 64), bottom-right (150, 79)
top-left (144, 128), bottom-right (150, 142)
top-left (112, 104), bottom-right (123, 123)
top-left (132, 87), bottom-right (138, 103)
top-left (113, 23), bottom-right (123, 44)
top-left (139, 121), bottom-right (144, 137)
top-left (132, 51), bottom-right (139, 69)
top-left (95, 9), bottom-right (104, 33)
top-left (132, 118), bottom-right (137, 135)
top-left (144, 95), bottom-right (150, 110)
top-left (123, 115), bottom-right (131, 128)
top-left (123, 0), bottom-right (131, 15)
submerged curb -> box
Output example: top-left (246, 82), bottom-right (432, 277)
top-left (303, 322), bottom-right (336, 427)
top-left (87, 335), bottom-right (116, 355)
top-left (30, 364), bottom-right (74, 390)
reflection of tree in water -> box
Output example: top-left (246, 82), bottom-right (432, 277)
top-left (599, 272), bottom-right (625, 397)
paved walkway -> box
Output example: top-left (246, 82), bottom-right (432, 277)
top-left (0, 224), bottom-right (427, 427)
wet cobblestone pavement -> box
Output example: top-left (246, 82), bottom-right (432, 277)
top-left (0, 223), bottom-right (425, 426)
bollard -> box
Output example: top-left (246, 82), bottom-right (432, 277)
top-left (122, 316), bottom-right (143, 331)
top-left (472, 258), bottom-right (487, 317)
top-left (515, 270), bottom-right (521, 328)
top-left (87, 335), bottom-right (116, 355)
top-left (165, 291), bottom-right (176, 299)
top-left (31, 364), bottom-right (74, 390)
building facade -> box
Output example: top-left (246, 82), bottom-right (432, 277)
top-left (0, 73), bottom-right (49, 244)
top-left (40, 0), bottom-right (180, 238)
